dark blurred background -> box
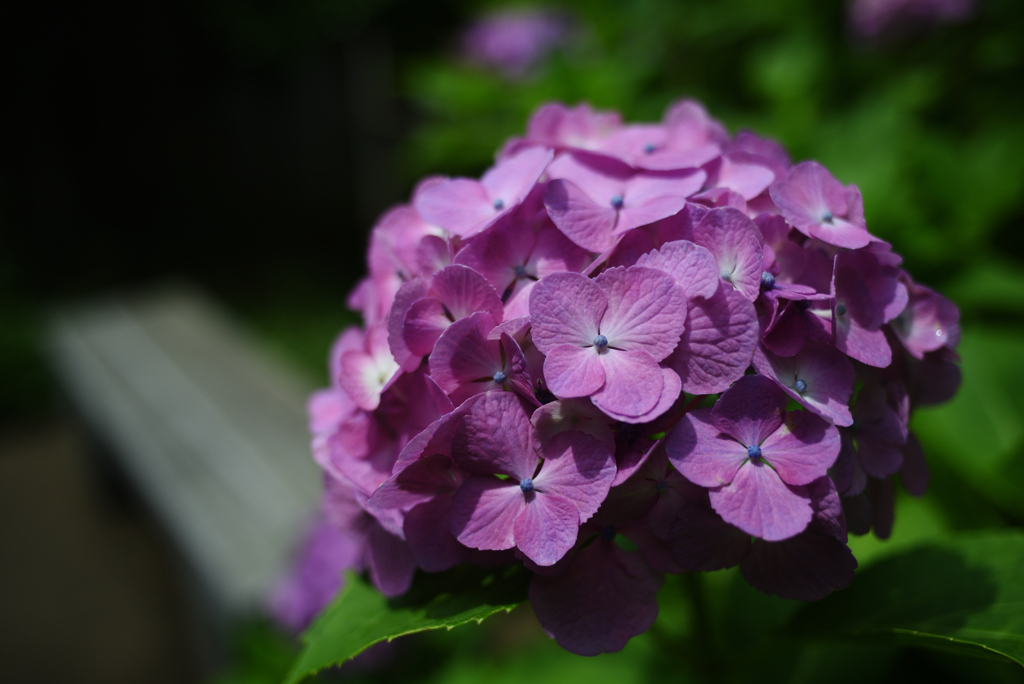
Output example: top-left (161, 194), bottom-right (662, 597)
top-left (2, 1), bottom-right (1024, 683)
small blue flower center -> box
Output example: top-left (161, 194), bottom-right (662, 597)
top-left (747, 444), bottom-right (762, 460)
top-left (760, 271), bottom-right (775, 291)
top-left (519, 478), bottom-right (534, 493)
top-left (836, 302), bottom-right (847, 316)
top-left (592, 334), bottom-right (609, 349)
top-left (821, 210), bottom-right (833, 223)
top-left (610, 195), bottom-right (624, 209)
top-left (643, 143), bottom-right (656, 154)
top-left (794, 379), bottom-right (808, 393)
top-left (656, 480), bottom-right (669, 493)
top-left (600, 525), bottom-right (616, 541)
top-left (493, 371), bottom-right (507, 384)
top-left (513, 264), bottom-right (528, 278)
top-left (493, 198), bottom-right (505, 210)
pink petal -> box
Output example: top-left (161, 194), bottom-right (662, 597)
top-left (514, 493), bottom-right (579, 566)
top-left (529, 222), bottom-right (592, 277)
top-left (546, 151), bottom-right (630, 201)
top-left (530, 398), bottom-right (616, 455)
top-left (598, 367), bottom-right (681, 425)
top-left (543, 178), bottom-right (619, 252)
top-left (452, 391), bottom-right (536, 479)
top-left (429, 264), bottom-right (504, 322)
top-left (338, 349), bottom-right (396, 411)
top-left (769, 161), bottom-right (871, 249)
top-left (403, 297), bottom-right (451, 357)
top-left (595, 266), bottom-right (687, 361)
top-left (366, 520), bottom-right (416, 597)
top-left (415, 178), bottom-right (494, 237)
top-left (836, 320), bottom-right (892, 367)
top-left (449, 476), bottom-right (524, 551)
top-left (367, 453), bottom-right (460, 512)
top-left (709, 375), bottom-right (788, 446)
top-left (692, 207), bottom-right (765, 302)
top-left (404, 496), bottom-right (466, 572)
top-left (752, 343), bottom-right (855, 427)
top-left (591, 348), bottom-right (664, 418)
top-left (392, 406), bottom-right (469, 474)
top-left (664, 284), bottom-right (758, 395)
top-left (615, 195), bottom-right (690, 234)
top-left (710, 463), bottom-right (813, 541)
top-left (387, 278), bottom-right (431, 371)
top-left (622, 169), bottom-right (705, 207)
top-left (428, 311), bottom-right (501, 394)
top-left (533, 431), bottom-right (617, 523)
top-left (529, 536), bottom-right (663, 656)
top-left (634, 240), bottom-right (719, 300)
top-left (665, 408), bottom-right (747, 487)
top-left (529, 272), bottom-right (606, 352)
top-left (453, 213), bottom-right (537, 293)
top-left (480, 147), bottom-right (553, 208)
top-left (711, 153), bottom-right (776, 200)
top-left (543, 344), bottom-right (606, 399)
top-left (760, 411), bottom-right (841, 485)
top-left (500, 332), bottom-right (538, 405)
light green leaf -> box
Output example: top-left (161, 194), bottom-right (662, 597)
top-left (283, 565), bottom-right (530, 684)
top-left (790, 531), bottom-right (1024, 667)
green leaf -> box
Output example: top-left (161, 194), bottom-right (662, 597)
top-left (790, 531), bottom-right (1024, 667)
top-left (282, 565), bottom-right (530, 684)
top-left (913, 326), bottom-right (1024, 520)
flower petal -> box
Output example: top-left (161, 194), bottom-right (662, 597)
top-left (665, 283), bottom-right (758, 395)
top-left (529, 271), bottom-right (606, 353)
top-left (709, 463), bottom-right (813, 541)
top-left (514, 492), bottom-right (579, 566)
top-left (449, 476), bottom-right (524, 551)
top-left (529, 537), bottom-right (663, 656)
top-left (665, 408), bottom-right (747, 487)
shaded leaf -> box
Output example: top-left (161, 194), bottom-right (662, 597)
top-left (283, 565), bottom-right (529, 684)
top-left (790, 531), bottom-right (1024, 667)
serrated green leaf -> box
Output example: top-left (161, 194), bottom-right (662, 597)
top-left (790, 531), bottom-right (1024, 667)
top-left (282, 565), bottom-right (530, 684)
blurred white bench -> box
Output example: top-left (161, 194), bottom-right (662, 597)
top-left (48, 286), bottom-right (322, 621)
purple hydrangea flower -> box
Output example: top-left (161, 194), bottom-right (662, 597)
top-left (416, 147), bottom-right (553, 238)
top-left (529, 522), bottom-right (663, 655)
top-left (388, 264), bottom-right (504, 371)
top-left (850, 0), bottom-right (976, 40)
top-left (448, 392), bottom-right (616, 565)
top-left (544, 151), bottom-right (706, 252)
top-left (529, 265), bottom-right (687, 421)
top-left (666, 375), bottom-right (841, 540)
top-left (428, 311), bottom-right (535, 406)
top-left (453, 211), bottom-right (590, 319)
top-left (461, 9), bottom-right (571, 78)
top-left (770, 161), bottom-right (872, 249)
top-left (288, 97), bottom-right (963, 657)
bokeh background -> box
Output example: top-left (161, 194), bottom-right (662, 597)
top-left (2, 1), bottom-right (1023, 683)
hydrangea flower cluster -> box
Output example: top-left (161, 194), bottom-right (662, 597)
top-left (460, 8), bottom-right (572, 79)
top-left (849, 0), bottom-right (976, 40)
top-left (274, 100), bottom-right (961, 655)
